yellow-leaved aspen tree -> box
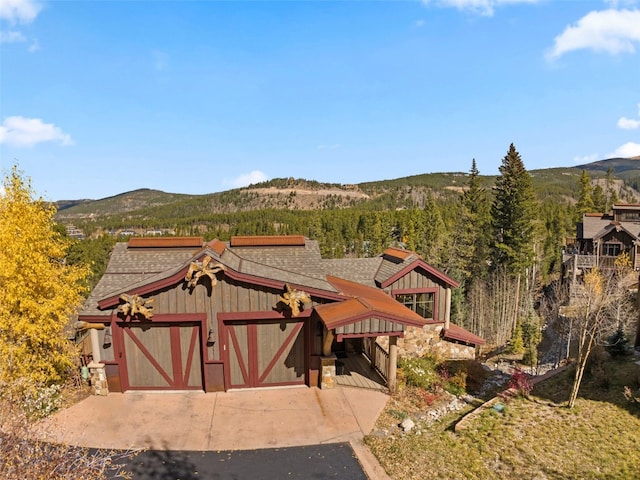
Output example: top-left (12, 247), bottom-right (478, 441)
top-left (566, 268), bottom-right (635, 408)
top-left (0, 167), bottom-right (89, 401)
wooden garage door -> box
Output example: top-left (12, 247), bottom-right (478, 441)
top-left (121, 322), bottom-right (203, 390)
top-left (224, 319), bottom-right (305, 389)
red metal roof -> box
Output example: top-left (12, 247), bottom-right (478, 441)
top-left (326, 275), bottom-right (393, 301)
top-left (127, 237), bottom-right (204, 248)
top-left (442, 323), bottom-right (485, 346)
top-left (230, 235), bottom-right (306, 247)
top-left (207, 239), bottom-right (227, 255)
top-left (382, 246), bottom-right (414, 261)
top-left (315, 275), bottom-right (427, 330)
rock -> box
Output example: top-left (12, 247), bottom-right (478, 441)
top-left (400, 417), bottom-right (415, 432)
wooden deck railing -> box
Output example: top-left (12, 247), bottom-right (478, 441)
top-left (363, 337), bottom-right (389, 382)
top-left (563, 254), bottom-right (618, 272)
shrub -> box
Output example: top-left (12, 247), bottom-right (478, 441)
top-left (399, 355), bottom-right (439, 390)
top-left (510, 323), bottom-right (525, 354)
top-left (623, 386), bottom-right (640, 407)
top-left (587, 345), bottom-right (611, 389)
top-left (441, 360), bottom-right (489, 394)
top-left (436, 363), bottom-right (466, 396)
top-left (507, 367), bottom-right (533, 398)
top-left (0, 401), bottom-right (134, 479)
top-left (0, 378), bottom-right (64, 420)
top-left (605, 327), bottom-right (631, 358)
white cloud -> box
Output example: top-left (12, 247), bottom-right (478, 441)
top-left (0, 116), bottom-right (74, 147)
top-left (415, 19), bottom-right (425, 28)
top-left (608, 142), bottom-right (640, 158)
top-left (0, 0), bottom-right (42, 24)
top-left (617, 103), bottom-right (640, 129)
top-left (547, 9), bottom-right (640, 60)
top-left (0, 30), bottom-right (26, 43)
top-left (421, 0), bottom-right (537, 17)
top-left (618, 117), bottom-right (640, 129)
top-left (574, 153), bottom-right (600, 164)
top-left (224, 170), bottom-right (269, 188)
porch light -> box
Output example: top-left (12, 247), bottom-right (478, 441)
top-left (103, 327), bottom-right (112, 348)
top-left (207, 329), bottom-right (216, 346)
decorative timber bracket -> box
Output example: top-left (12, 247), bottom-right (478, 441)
top-left (118, 293), bottom-right (155, 319)
top-left (276, 283), bottom-right (311, 317)
top-left (185, 255), bottom-right (225, 288)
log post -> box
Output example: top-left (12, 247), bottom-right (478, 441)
top-left (369, 336), bottom-right (377, 369)
top-left (323, 328), bottom-right (334, 357)
top-left (444, 287), bottom-right (451, 331)
top-left (388, 335), bottom-right (398, 393)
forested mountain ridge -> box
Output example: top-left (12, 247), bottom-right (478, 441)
top-left (55, 157), bottom-right (640, 224)
top-left (56, 151), bottom-right (640, 351)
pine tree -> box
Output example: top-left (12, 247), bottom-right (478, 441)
top-left (459, 159), bottom-right (491, 281)
top-left (592, 184), bottom-right (607, 213)
top-left (606, 167), bottom-right (619, 211)
top-left (0, 167), bottom-right (89, 398)
top-left (490, 144), bottom-right (538, 275)
top-left (421, 195), bottom-right (447, 266)
top-left (575, 170), bottom-right (594, 220)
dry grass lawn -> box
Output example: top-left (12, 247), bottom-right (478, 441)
top-left (366, 357), bottom-right (640, 480)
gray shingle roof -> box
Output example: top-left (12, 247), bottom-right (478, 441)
top-left (80, 243), bottom-right (199, 316)
top-left (227, 241), bottom-right (326, 280)
top-left (321, 258), bottom-right (382, 287)
top-left (374, 256), bottom-right (413, 285)
top-left (581, 215), bottom-right (612, 240)
top-left (80, 237), bottom-right (451, 318)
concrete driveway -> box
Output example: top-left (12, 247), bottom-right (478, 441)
top-left (39, 386), bottom-right (391, 479)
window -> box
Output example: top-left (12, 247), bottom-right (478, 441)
top-left (603, 242), bottom-right (622, 256)
top-left (396, 292), bottom-right (435, 319)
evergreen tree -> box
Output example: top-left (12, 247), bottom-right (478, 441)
top-left (575, 170), bottom-right (594, 221)
top-left (521, 309), bottom-right (542, 367)
top-left (592, 184), bottom-right (607, 213)
top-left (490, 144), bottom-right (538, 275)
top-left (606, 167), bottom-right (619, 211)
top-left (420, 195), bottom-right (447, 266)
top-left (457, 159), bottom-right (491, 281)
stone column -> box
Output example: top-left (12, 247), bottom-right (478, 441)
top-left (388, 335), bottom-right (398, 393)
top-left (320, 355), bottom-right (337, 389)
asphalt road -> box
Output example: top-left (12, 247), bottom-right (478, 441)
top-left (107, 443), bottom-right (369, 479)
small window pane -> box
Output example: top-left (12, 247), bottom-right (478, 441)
top-left (415, 293), bottom-right (434, 319)
top-left (395, 292), bottom-right (435, 319)
top-left (396, 294), bottom-right (414, 310)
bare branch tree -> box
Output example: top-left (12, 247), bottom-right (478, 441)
top-left (562, 269), bottom-right (636, 408)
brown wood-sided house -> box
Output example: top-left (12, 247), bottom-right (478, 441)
top-left (78, 235), bottom-right (484, 394)
top-left (564, 204), bottom-right (640, 348)
top-left (566, 204), bottom-right (640, 277)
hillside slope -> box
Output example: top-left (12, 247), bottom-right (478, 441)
top-left (54, 157), bottom-right (640, 224)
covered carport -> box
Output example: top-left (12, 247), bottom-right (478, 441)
top-left (314, 276), bottom-right (428, 392)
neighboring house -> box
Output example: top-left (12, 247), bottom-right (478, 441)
top-left (565, 204), bottom-right (640, 280)
top-left (78, 235), bottom-right (483, 395)
top-left (564, 204), bottom-right (640, 348)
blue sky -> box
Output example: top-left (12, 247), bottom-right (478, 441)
top-left (1, 0), bottom-right (639, 201)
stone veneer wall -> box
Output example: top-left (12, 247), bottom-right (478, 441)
top-left (377, 325), bottom-right (476, 360)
